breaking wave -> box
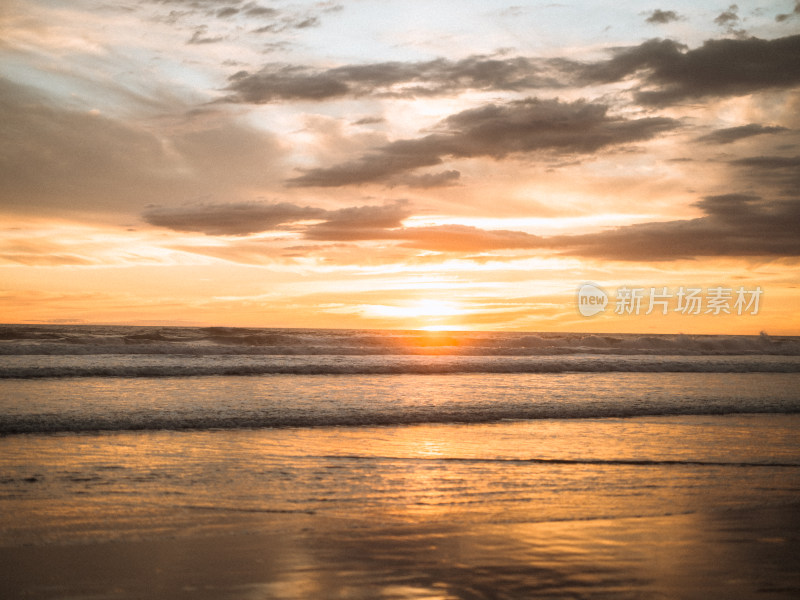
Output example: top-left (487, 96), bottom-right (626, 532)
top-left (1, 325), bottom-right (798, 357)
top-left (1, 354), bottom-right (800, 379)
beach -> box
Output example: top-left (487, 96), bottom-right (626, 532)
top-left (3, 502), bottom-right (799, 599)
top-left (2, 413), bottom-right (800, 599)
top-left (1, 326), bottom-right (799, 598)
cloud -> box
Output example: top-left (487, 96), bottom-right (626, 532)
top-left (288, 98), bottom-right (678, 187)
top-left (188, 26), bottom-right (224, 44)
top-left (252, 15), bottom-right (321, 34)
top-left (696, 124), bottom-right (788, 144)
top-left (646, 10), bottom-right (680, 24)
top-left (393, 170), bottom-right (461, 189)
top-left (245, 6), bottom-right (279, 18)
top-left (303, 200), bottom-right (413, 240)
top-left (393, 225), bottom-right (544, 252)
top-left (224, 34), bottom-right (800, 110)
top-left (714, 4), bottom-right (740, 27)
top-left (729, 155), bottom-right (800, 194)
top-left (216, 7), bottom-right (238, 19)
top-left (0, 78), bottom-right (171, 213)
top-left (144, 199), bottom-right (413, 239)
top-left (582, 35), bottom-right (800, 106)
top-left (224, 55), bottom-right (563, 103)
top-left (0, 78), bottom-right (286, 217)
top-left (141, 191), bottom-right (800, 262)
top-left (142, 202), bottom-right (327, 235)
top-left (553, 194), bottom-right (800, 260)
top-left (776, 1), bottom-right (800, 22)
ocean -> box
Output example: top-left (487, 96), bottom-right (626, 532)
top-left (1, 324), bottom-right (799, 599)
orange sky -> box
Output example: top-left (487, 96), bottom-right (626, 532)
top-left (1, 1), bottom-right (799, 333)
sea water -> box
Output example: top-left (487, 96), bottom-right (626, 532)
top-left (1, 325), bottom-right (799, 598)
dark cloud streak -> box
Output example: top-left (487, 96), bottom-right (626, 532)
top-left (142, 202), bottom-right (327, 236)
top-left (581, 35), bottom-right (800, 105)
top-left (696, 124), bottom-right (788, 144)
top-left (225, 55), bottom-right (565, 103)
top-left (287, 98), bottom-right (679, 187)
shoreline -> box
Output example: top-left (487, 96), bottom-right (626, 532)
top-left (2, 503), bottom-right (798, 599)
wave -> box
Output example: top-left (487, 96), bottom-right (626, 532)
top-left (2, 354), bottom-right (800, 378)
top-left (3, 400), bottom-right (799, 435)
top-left (1, 325), bottom-right (799, 357)
top-left (315, 455), bottom-right (800, 469)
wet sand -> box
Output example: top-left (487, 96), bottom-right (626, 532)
top-left (3, 503), bottom-right (798, 599)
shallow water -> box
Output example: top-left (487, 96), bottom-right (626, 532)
top-left (2, 412), bottom-right (799, 546)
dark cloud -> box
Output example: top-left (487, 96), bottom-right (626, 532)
top-left (245, 5), bottom-right (280, 18)
top-left (142, 202), bottom-right (327, 236)
top-left (714, 4), bottom-right (740, 27)
top-left (288, 98), bottom-right (679, 187)
top-left (144, 199), bottom-right (413, 239)
top-left (294, 17), bottom-right (320, 29)
top-left (729, 155), bottom-right (800, 194)
top-left (731, 155), bottom-right (800, 169)
top-left (353, 116), bottom-right (385, 126)
top-left (141, 192), bottom-right (800, 261)
top-left (553, 194), bottom-right (800, 260)
top-left (696, 124), bottom-right (788, 144)
top-left (224, 34), bottom-right (800, 108)
top-left (776, 1), bottom-right (800, 22)
top-left (188, 26), bottom-right (224, 44)
top-left (582, 35), bottom-right (800, 105)
top-left (646, 10), bottom-right (680, 24)
top-left (224, 55), bottom-right (563, 103)
top-left (288, 147), bottom-right (443, 188)
top-left (394, 170), bottom-right (461, 189)
top-left (385, 195), bottom-right (800, 259)
top-left (303, 201), bottom-right (412, 240)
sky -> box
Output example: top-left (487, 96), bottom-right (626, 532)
top-left (1, 0), bottom-right (799, 333)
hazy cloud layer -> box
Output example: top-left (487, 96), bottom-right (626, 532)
top-left (0, 78), bottom-right (286, 215)
top-left (288, 98), bottom-right (679, 187)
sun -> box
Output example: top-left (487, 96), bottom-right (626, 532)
top-left (361, 299), bottom-right (468, 329)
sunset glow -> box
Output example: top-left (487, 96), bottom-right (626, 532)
top-left (2, 1), bottom-right (799, 333)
